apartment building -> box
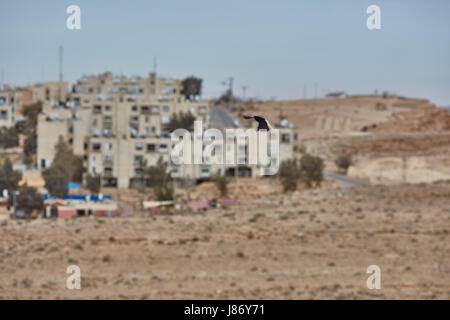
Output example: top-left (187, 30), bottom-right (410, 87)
top-left (36, 71), bottom-right (297, 189)
top-left (37, 72), bottom-right (210, 188)
top-left (0, 90), bottom-right (28, 128)
top-left (29, 82), bottom-right (69, 104)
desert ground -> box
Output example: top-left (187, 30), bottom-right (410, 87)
top-left (1, 180), bottom-right (449, 299)
top-left (1, 96), bottom-right (449, 300)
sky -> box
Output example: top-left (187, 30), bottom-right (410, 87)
top-left (0, 0), bottom-right (449, 106)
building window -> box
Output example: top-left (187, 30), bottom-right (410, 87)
top-left (141, 106), bottom-right (150, 113)
top-left (132, 105), bottom-right (138, 112)
top-left (147, 143), bottom-right (155, 152)
top-left (151, 105), bottom-right (160, 114)
top-left (281, 134), bottom-right (290, 143)
top-left (134, 155), bottom-right (143, 164)
top-left (161, 116), bottom-right (170, 124)
top-left (93, 105), bottom-right (102, 113)
top-left (105, 143), bottom-right (113, 151)
top-left (159, 144), bottom-right (168, 152)
top-left (163, 105), bottom-right (169, 113)
top-left (201, 168), bottom-right (210, 177)
top-left (136, 143), bottom-right (143, 151)
top-left (105, 105), bottom-right (111, 111)
top-left (40, 159), bottom-right (46, 169)
top-left (92, 143), bottom-right (101, 151)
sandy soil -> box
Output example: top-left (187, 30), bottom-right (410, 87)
top-left (1, 182), bottom-right (449, 299)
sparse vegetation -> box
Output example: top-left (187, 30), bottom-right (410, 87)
top-left (139, 157), bottom-right (174, 201)
top-left (166, 111), bottom-right (196, 131)
top-left (42, 162), bottom-right (69, 197)
top-left (299, 153), bottom-right (324, 187)
top-left (279, 159), bottom-right (301, 192)
top-left (42, 136), bottom-right (83, 196)
top-left (181, 76), bottom-right (202, 101)
top-left (0, 157), bottom-right (21, 195)
top-left (16, 185), bottom-right (44, 217)
top-left (279, 154), bottom-right (323, 190)
top-left (335, 153), bottom-right (353, 174)
top-left (22, 102), bottom-right (42, 166)
top-left (213, 175), bottom-right (229, 197)
top-left (85, 174), bottom-right (101, 194)
top-left (0, 127), bottom-right (19, 149)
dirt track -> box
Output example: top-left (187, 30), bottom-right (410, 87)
top-left (1, 182), bottom-right (449, 299)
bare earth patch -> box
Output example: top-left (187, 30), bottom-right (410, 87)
top-left (0, 182), bottom-right (449, 299)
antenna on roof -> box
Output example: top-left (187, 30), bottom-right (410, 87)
top-left (58, 45), bottom-right (63, 102)
top-left (153, 55), bottom-right (158, 74)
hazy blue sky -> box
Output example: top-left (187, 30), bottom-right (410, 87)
top-left (1, 0), bottom-right (449, 105)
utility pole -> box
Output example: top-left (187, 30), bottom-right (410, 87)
top-left (222, 77), bottom-right (234, 111)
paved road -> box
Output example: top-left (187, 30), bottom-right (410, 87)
top-left (323, 171), bottom-right (368, 188)
top-left (209, 106), bottom-right (239, 131)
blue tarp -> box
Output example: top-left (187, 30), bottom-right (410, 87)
top-left (68, 182), bottom-right (81, 189)
top-left (43, 194), bottom-right (112, 201)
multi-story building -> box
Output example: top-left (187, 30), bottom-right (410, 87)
top-left (37, 72), bottom-right (209, 188)
top-left (0, 89), bottom-right (28, 128)
top-left (36, 72), bottom-right (297, 189)
top-left (29, 82), bottom-right (68, 104)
